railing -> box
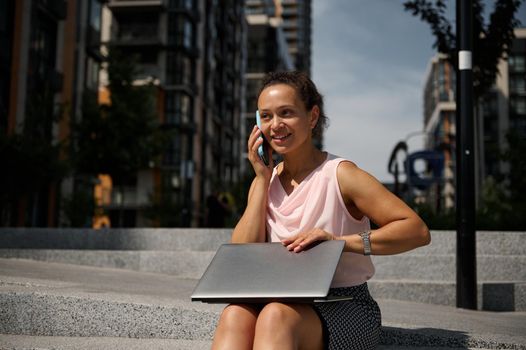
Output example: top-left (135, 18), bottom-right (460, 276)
top-left (116, 24), bottom-right (162, 44)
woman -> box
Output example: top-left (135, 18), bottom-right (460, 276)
top-left (212, 71), bottom-right (430, 350)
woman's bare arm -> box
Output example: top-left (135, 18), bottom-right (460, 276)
top-left (336, 161), bottom-right (430, 255)
top-left (231, 176), bottom-right (269, 243)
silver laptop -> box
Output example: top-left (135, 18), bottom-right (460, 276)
top-left (191, 240), bottom-right (347, 304)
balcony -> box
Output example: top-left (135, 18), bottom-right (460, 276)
top-left (136, 64), bottom-right (161, 81)
top-left (107, 0), bottom-right (167, 11)
top-left (112, 24), bottom-right (165, 47)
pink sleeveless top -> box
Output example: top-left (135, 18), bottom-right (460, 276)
top-left (266, 153), bottom-right (375, 287)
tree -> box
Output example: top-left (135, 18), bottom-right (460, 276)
top-left (404, 0), bottom-right (524, 98)
top-left (73, 49), bottom-right (168, 226)
top-left (404, 0), bottom-right (526, 230)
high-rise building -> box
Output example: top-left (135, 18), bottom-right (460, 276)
top-left (199, 0), bottom-right (246, 226)
top-left (242, 0), bottom-right (295, 174)
top-left (244, 0), bottom-right (312, 75)
top-left (480, 28), bottom-right (526, 179)
top-left (422, 53), bottom-right (456, 211)
top-left (101, 0), bottom-right (246, 227)
top-left (279, 0), bottom-right (312, 75)
top-left (3, 0), bottom-right (105, 226)
top-left (422, 28), bottom-right (526, 212)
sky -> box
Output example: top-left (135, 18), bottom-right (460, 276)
top-left (311, 0), bottom-right (526, 183)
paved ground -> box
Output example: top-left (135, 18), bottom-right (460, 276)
top-left (0, 334), bottom-right (496, 350)
top-left (1, 258), bottom-right (525, 349)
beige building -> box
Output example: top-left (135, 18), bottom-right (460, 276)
top-left (422, 28), bottom-right (526, 212)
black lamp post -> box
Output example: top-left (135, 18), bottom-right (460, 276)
top-left (455, 0), bottom-right (477, 310)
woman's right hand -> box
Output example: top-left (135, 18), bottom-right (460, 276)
top-left (247, 125), bottom-right (273, 180)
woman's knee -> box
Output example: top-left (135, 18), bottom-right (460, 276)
top-left (218, 304), bottom-right (258, 332)
top-left (254, 303), bottom-right (323, 349)
top-left (256, 302), bottom-right (301, 331)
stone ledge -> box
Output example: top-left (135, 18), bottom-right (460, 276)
top-left (1, 229), bottom-right (524, 255)
top-left (1, 292), bottom-right (525, 349)
top-left (369, 280), bottom-right (526, 311)
top-left (1, 259), bottom-right (525, 349)
top-left (0, 228), bottom-right (231, 251)
top-left (1, 249), bottom-right (524, 282)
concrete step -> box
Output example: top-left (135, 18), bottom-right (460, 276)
top-left (1, 229), bottom-right (524, 256)
top-left (0, 228), bottom-right (231, 251)
top-left (1, 259), bottom-right (525, 349)
top-left (368, 279), bottom-right (526, 311)
top-left (371, 254), bottom-right (526, 281)
top-left (0, 335), bottom-right (494, 350)
top-left (1, 248), bottom-right (524, 282)
top-left (0, 249), bottom-right (215, 279)
top-left (0, 335), bottom-right (510, 350)
top-left (1, 286), bottom-right (524, 349)
top-left (408, 231), bottom-right (526, 256)
top-left (0, 254), bottom-right (522, 310)
top-left (0, 335), bottom-right (213, 350)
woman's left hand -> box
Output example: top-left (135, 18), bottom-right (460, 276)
top-left (282, 228), bottom-right (335, 253)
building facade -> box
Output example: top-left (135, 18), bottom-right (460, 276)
top-left (3, 0), bottom-right (105, 227)
top-left (279, 0), bottom-right (311, 75)
top-left (422, 53), bottom-right (456, 211)
top-left (422, 28), bottom-right (526, 212)
top-left (100, 0), bottom-right (245, 227)
top-left (242, 0), bottom-right (295, 174)
top-left (3, 0), bottom-right (312, 228)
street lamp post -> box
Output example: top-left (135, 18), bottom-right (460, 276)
top-left (455, 0), bottom-right (477, 310)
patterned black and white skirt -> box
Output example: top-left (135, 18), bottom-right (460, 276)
top-left (313, 283), bottom-right (382, 350)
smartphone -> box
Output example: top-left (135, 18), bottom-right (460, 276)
top-left (255, 110), bottom-right (269, 166)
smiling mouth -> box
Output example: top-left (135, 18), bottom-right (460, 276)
top-left (271, 133), bottom-right (292, 141)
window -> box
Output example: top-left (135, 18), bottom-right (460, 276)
top-left (168, 14), bottom-right (194, 49)
top-left (166, 52), bottom-right (193, 86)
top-left (164, 134), bottom-right (182, 166)
top-left (509, 55), bottom-right (525, 73)
top-left (89, 0), bottom-right (101, 31)
top-left (85, 56), bottom-right (99, 90)
top-left (510, 96), bottom-right (526, 116)
top-left (510, 74), bottom-right (525, 94)
top-left (166, 91), bottom-right (193, 124)
top-left (169, 0), bottom-right (195, 11)
top-left (31, 14), bottom-right (57, 82)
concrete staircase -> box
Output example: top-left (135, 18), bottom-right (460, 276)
top-left (0, 228), bottom-right (524, 311)
top-left (1, 258), bottom-right (525, 349)
top-left (370, 230), bottom-right (526, 311)
top-left (0, 228), bottom-right (525, 349)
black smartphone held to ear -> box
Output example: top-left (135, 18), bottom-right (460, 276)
top-left (256, 110), bottom-right (270, 166)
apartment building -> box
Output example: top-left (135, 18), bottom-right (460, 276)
top-left (100, 0), bottom-right (245, 226)
top-left (280, 0), bottom-right (311, 75)
top-left (3, 0), bottom-right (105, 226)
top-left (422, 28), bottom-right (526, 212)
top-left (242, 0), bottom-right (294, 174)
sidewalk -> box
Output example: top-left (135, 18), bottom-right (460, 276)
top-left (1, 258), bottom-right (525, 349)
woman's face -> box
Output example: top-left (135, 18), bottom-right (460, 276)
top-left (257, 84), bottom-right (319, 155)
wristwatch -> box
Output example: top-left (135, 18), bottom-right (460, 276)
top-left (359, 230), bottom-right (371, 256)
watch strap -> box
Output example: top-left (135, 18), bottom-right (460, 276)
top-left (359, 230), bottom-right (371, 256)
